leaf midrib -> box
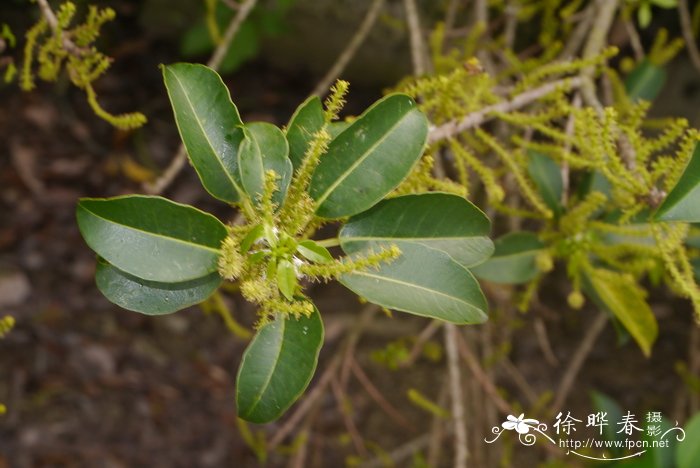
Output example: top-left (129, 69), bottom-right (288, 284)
top-left (348, 270), bottom-right (483, 312)
top-left (342, 235), bottom-right (489, 242)
top-left (81, 205), bottom-right (221, 253)
top-left (314, 110), bottom-right (415, 208)
top-left (167, 69), bottom-right (242, 195)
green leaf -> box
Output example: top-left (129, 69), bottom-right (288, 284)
top-left (340, 243), bottom-right (488, 324)
top-left (236, 309), bottom-right (324, 423)
top-left (677, 413), bottom-right (700, 468)
top-left (340, 193), bottom-right (493, 268)
top-left (77, 195), bottom-right (227, 283)
top-left (162, 63), bottom-right (245, 203)
top-left (297, 240), bottom-right (333, 263)
top-left (583, 267), bottom-right (658, 357)
top-left (241, 224), bottom-right (265, 253)
top-left (285, 96), bottom-right (325, 170)
top-left (309, 94), bottom-right (429, 218)
top-left (625, 59), bottom-right (667, 102)
top-left (95, 261), bottom-right (221, 315)
top-left (276, 259), bottom-right (297, 300)
top-left (328, 121), bottom-right (352, 139)
top-left (655, 143), bottom-right (700, 222)
top-left (527, 150), bottom-right (563, 216)
top-left (471, 232), bottom-right (544, 284)
top-left (238, 122), bottom-right (293, 206)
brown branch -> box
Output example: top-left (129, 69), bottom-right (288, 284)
top-left (145, 0), bottom-right (259, 195)
top-left (403, 0), bottom-right (430, 76)
top-left (445, 324), bottom-right (468, 468)
top-left (454, 330), bottom-right (512, 415)
top-left (399, 319), bottom-right (441, 368)
top-left (349, 356), bottom-right (412, 429)
top-left (312, 0), bottom-right (385, 96)
top-left (36, 0), bottom-right (84, 56)
top-left (679, 0), bottom-right (700, 75)
top-left (331, 374), bottom-right (368, 457)
top-left (551, 311), bottom-right (608, 413)
top-left (268, 304), bottom-right (378, 451)
top-left (427, 76), bottom-right (584, 144)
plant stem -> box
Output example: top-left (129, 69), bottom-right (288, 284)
top-left (428, 76), bottom-right (584, 144)
top-left (403, 0), bottom-right (430, 76)
top-left (315, 238), bottom-right (340, 248)
top-left (678, 0), bottom-right (700, 75)
top-left (445, 324), bottom-right (468, 468)
top-left (312, 0), bottom-right (385, 97)
top-left (146, 0), bottom-right (259, 195)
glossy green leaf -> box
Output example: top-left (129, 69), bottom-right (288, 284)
top-left (238, 122), bottom-right (293, 206)
top-left (340, 243), bottom-right (488, 324)
top-left (655, 143), bottom-right (700, 222)
top-left (625, 59), bottom-right (667, 102)
top-left (471, 232), bottom-right (544, 284)
top-left (297, 240), bottom-right (333, 263)
top-left (163, 63), bottom-right (245, 203)
top-left (584, 267), bottom-right (658, 357)
top-left (328, 121), bottom-right (352, 139)
top-left (77, 196), bottom-right (227, 283)
top-left (96, 261), bottom-right (221, 315)
top-left (241, 224), bottom-right (265, 253)
top-left (340, 193), bottom-right (493, 268)
top-left (677, 413), bottom-right (700, 468)
top-left (236, 309), bottom-right (324, 423)
top-left (276, 259), bottom-right (297, 300)
top-left (285, 96), bottom-right (325, 170)
top-left (309, 94), bottom-right (429, 218)
top-left (527, 150), bottom-right (563, 216)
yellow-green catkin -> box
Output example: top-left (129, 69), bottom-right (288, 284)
top-left (20, 2), bottom-right (146, 129)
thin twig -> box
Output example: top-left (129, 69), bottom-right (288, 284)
top-left (533, 317), bottom-right (560, 366)
top-left (331, 374), bottom-right (368, 457)
top-left (579, 0), bottom-right (619, 113)
top-left (145, 0), bottom-right (259, 195)
top-left (427, 385), bottom-right (449, 467)
top-left (349, 356), bottom-right (413, 429)
top-left (444, 0), bottom-right (461, 34)
top-left (445, 323), bottom-right (469, 468)
top-left (268, 304), bottom-right (378, 451)
top-left (400, 320), bottom-right (442, 368)
top-left (551, 311), bottom-right (608, 413)
top-left (445, 324), bottom-right (467, 468)
top-left (36, 0), bottom-right (84, 56)
top-left (623, 19), bottom-right (644, 62)
top-left (560, 93), bottom-right (581, 206)
top-left (361, 426), bottom-right (453, 468)
top-left (312, 0), bottom-right (385, 96)
top-left (678, 0), bottom-right (700, 75)
top-left (454, 332), bottom-right (512, 415)
top-left (427, 76), bottom-right (584, 144)
top-left (403, 0), bottom-right (430, 76)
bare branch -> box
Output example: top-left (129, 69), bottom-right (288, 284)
top-left (313, 0), bottom-right (385, 96)
top-left (427, 76), bottom-right (584, 144)
top-left (146, 0), bottom-right (259, 195)
top-left (445, 324), bottom-right (468, 468)
top-left (403, 0), bottom-right (430, 76)
top-left (678, 0), bottom-right (700, 75)
top-left (552, 312), bottom-right (608, 413)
